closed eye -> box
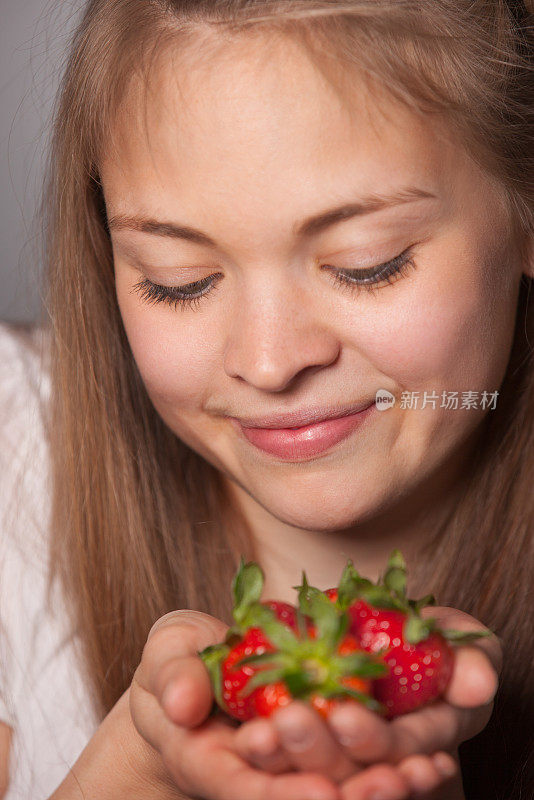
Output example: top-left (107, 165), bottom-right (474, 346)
top-left (130, 245), bottom-right (417, 311)
top-left (324, 246), bottom-right (416, 294)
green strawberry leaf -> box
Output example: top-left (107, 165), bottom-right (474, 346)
top-left (293, 571), bottom-right (308, 593)
top-left (386, 549), bottom-right (407, 572)
top-left (241, 667), bottom-right (288, 695)
top-left (337, 563), bottom-right (376, 609)
top-left (383, 550), bottom-right (407, 599)
top-left (384, 567), bottom-right (407, 597)
top-left (294, 572), bottom-right (325, 616)
top-left (324, 683), bottom-right (386, 715)
top-left (295, 607), bottom-right (309, 639)
top-left (333, 652), bottom-right (389, 679)
top-left (284, 669), bottom-right (315, 696)
top-left (409, 594), bottom-right (437, 613)
top-left (404, 613), bottom-right (435, 644)
top-left (307, 592), bottom-right (349, 649)
top-left (198, 643), bottom-right (230, 710)
top-left (360, 584), bottom-right (402, 610)
top-left (337, 561), bottom-right (357, 608)
top-left (440, 628), bottom-right (494, 642)
top-left (241, 602), bottom-right (300, 651)
top-left (232, 559), bottom-right (265, 625)
top-left (236, 651), bottom-right (292, 668)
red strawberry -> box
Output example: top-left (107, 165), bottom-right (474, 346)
top-left (325, 588), bottom-right (376, 638)
top-left (253, 681), bottom-right (294, 717)
top-left (221, 626), bottom-right (292, 720)
top-left (303, 551), bottom-right (492, 718)
top-left (371, 625), bottom-right (454, 717)
top-left (307, 633), bottom-right (373, 719)
top-left (263, 600), bottom-right (299, 631)
top-left (220, 625), bottom-right (373, 721)
top-left (200, 559), bottom-right (388, 722)
top-left (220, 600), bottom-right (300, 721)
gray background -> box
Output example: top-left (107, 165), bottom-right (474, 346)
top-left (1, 0), bottom-right (83, 325)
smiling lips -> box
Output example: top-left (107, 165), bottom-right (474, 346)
top-left (232, 402), bottom-right (376, 461)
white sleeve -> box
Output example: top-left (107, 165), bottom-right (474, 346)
top-left (0, 322), bottom-right (51, 730)
top-left (0, 323), bottom-right (101, 798)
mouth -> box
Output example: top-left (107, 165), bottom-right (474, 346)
top-left (229, 402), bottom-right (376, 461)
top-left (233, 400), bottom-right (375, 429)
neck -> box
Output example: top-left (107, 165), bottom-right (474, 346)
top-left (223, 427), bottom-right (478, 604)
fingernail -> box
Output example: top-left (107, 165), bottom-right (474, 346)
top-left (330, 722), bottom-right (367, 748)
top-left (279, 725), bottom-right (316, 750)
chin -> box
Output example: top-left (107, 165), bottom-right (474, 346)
top-left (257, 489), bottom-right (384, 532)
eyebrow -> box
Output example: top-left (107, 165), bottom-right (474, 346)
top-left (107, 186), bottom-right (437, 246)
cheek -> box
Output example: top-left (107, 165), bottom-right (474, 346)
top-left (116, 286), bottom-right (216, 410)
top-left (355, 258), bottom-right (504, 392)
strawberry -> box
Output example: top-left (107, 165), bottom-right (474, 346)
top-left (263, 599), bottom-right (300, 631)
top-left (199, 559), bottom-right (388, 722)
top-left (218, 599), bottom-right (301, 720)
top-left (371, 623), bottom-right (454, 717)
top-left (306, 632), bottom-right (374, 719)
top-left (299, 550), bottom-right (492, 719)
top-left (220, 626), bottom-right (292, 720)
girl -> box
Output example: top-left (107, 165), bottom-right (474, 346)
top-left (0, 0), bottom-right (531, 798)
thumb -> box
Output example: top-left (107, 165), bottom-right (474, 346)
top-left (143, 610), bottom-right (230, 727)
top-left (148, 609), bottom-right (230, 649)
top-left (420, 605), bottom-right (501, 708)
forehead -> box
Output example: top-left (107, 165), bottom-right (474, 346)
top-left (100, 28), bottom-right (461, 227)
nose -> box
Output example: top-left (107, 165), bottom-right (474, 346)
top-left (223, 281), bottom-right (340, 392)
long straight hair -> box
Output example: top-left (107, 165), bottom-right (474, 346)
top-left (41, 1), bottom-right (533, 797)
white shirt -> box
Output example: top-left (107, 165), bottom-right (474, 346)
top-left (0, 321), bottom-right (98, 798)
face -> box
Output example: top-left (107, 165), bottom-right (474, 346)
top-left (101, 30), bottom-right (527, 534)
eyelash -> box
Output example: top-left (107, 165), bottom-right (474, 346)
top-left (130, 247), bottom-right (416, 311)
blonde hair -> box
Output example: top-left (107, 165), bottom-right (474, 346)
top-left (42, 1), bottom-right (533, 796)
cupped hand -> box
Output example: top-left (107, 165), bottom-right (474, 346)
top-left (233, 605), bottom-right (501, 799)
top-left (130, 605), bottom-right (499, 800)
top-left (130, 609), bottom-right (342, 800)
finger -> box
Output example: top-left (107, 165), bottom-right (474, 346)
top-left (430, 751), bottom-right (459, 781)
top-left (158, 655), bottom-right (217, 726)
top-left (396, 751), bottom-right (461, 798)
top-left (145, 610), bottom-right (229, 663)
top-left (339, 764), bottom-right (410, 800)
top-left (136, 610), bottom-right (228, 727)
top-left (420, 606), bottom-right (502, 701)
top-left (130, 682), bottom-right (339, 800)
top-left (234, 717), bottom-right (294, 773)
top-left (131, 679), bottom-right (341, 800)
top-left (162, 717), bottom-right (342, 800)
top-left (444, 646), bottom-right (499, 708)
top-left (386, 699), bottom-right (493, 763)
top-left (271, 701), bottom-right (362, 782)
top-left (327, 702), bottom-right (395, 764)
top-left (182, 755), bottom-right (342, 800)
